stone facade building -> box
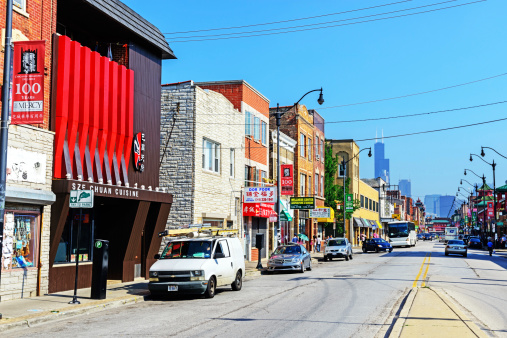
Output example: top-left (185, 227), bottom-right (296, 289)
top-left (160, 81), bottom-right (245, 237)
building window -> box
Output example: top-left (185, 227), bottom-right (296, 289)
top-left (245, 111), bottom-right (252, 137)
top-left (300, 174), bottom-right (306, 195)
top-left (315, 137), bottom-right (319, 161)
top-left (339, 163), bottom-right (346, 177)
top-left (245, 165), bottom-right (250, 187)
top-left (300, 133), bottom-right (306, 158)
top-left (2, 211), bottom-right (40, 270)
top-left (261, 121), bottom-right (267, 145)
top-left (369, 199), bottom-right (373, 210)
top-left (308, 138), bottom-right (312, 161)
top-left (309, 176), bottom-right (312, 197)
top-left (361, 195), bottom-right (364, 208)
top-left (320, 142), bottom-right (324, 162)
top-left (261, 171), bottom-right (266, 187)
top-left (321, 176), bottom-right (324, 197)
top-left (235, 197), bottom-right (240, 216)
top-left (55, 210), bottom-right (93, 264)
top-left (203, 139), bottom-right (220, 173)
top-left (230, 148), bottom-right (235, 177)
top-left (13, 0), bottom-right (26, 11)
top-left (254, 117), bottom-right (260, 141)
top-left (253, 168), bottom-right (259, 186)
top-left (315, 174), bottom-right (319, 195)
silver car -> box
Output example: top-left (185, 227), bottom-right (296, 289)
top-left (445, 239), bottom-right (467, 257)
top-left (324, 238), bottom-right (353, 261)
top-left (267, 244), bottom-right (312, 273)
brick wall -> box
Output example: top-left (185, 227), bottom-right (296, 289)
top-left (0, 0), bottom-right (57, 130)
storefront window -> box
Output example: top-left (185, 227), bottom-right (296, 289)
top-left (2, 211), bottom-right (39, 270)
top-left (54, 211), bottom-right (94, 263)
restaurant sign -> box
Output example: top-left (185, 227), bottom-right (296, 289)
top-left (243, 187), bottom-right (277, 203)
top-left (290, 197), bottom-right (315, 209)
top-left (11, 40), bottom-right (46, 124)
top-left (242, 203), bottom-right (274, 218)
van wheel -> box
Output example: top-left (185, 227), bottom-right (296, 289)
top-left (349, 253), bottom-right (353, 260)
top-left (231, 271), bottom-right (242, 291)
top-left (205, 277), bottom-right (216, 298)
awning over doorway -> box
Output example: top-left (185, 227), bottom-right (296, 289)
top-left (375, 220), bottom-right (383, 229)
top-left (317, 206), bottom-right (334, 223)
top-left (353, 217), bottom-right (363, 227)
top-left (280, 209), bottom-right (293, 221)
top-left (361, 218), bottom-right (372, 228)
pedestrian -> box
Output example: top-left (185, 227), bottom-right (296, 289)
top-left (487, 238), bottom-right (494, 256)
top-left (501, 234), bottom-right (506, 249)
top-left (312, 235), bottom-right (317, 253)
top-left (292, 235), bottom-right (298, 243)
top-left (316, 235), bottom-right (322, 253)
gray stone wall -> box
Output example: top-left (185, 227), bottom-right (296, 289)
top-left (160, 82), bottom-right (196, 233)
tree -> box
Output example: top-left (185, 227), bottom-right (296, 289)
top-left (324, 142), bottom-right (361, 235)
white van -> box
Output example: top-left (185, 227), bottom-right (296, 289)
top-left (148, 236), bottom-right (245, 298)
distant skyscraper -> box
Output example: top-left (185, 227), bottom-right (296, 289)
top-left (374, 131), bottom-right (390, 184)
top-left (439, 195), bottom-right (454, 218)
top-left (424, 194), bottom-right (441, 216)
top-left (399, 179), bottom-right (411, 198)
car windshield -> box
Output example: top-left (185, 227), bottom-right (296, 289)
top-left (388, 224), bottom-right (409, 238)
top-left (328, 239), bottom-right (346, 246)
top-left (274, 246), bottom-right (301, 254)
top-left (372, 238), bottom-right (387, 243)
top-left (448, 240), bottom-right (465, 245)
top-left (470, 238), bottom-right (480, 242)
top-left (160, 240), bottom-right (212, 259)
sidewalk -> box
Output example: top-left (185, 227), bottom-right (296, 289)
top-left (0, 263), bottom-right (264, 333)
top-left (389, 287), bottom-right (487, 338)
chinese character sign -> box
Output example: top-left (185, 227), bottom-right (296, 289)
top-left (243, 187), bottom-right (277, 203)
top-left (11, 40), bottom-right (46, 125)
top-left (281, 164), bottom-right (293, 195)
top-left (242, 203), bottom-right (274, 218)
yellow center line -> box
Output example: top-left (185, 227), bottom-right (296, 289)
top-left (412, 253), bottom-right (428, 288)
top-left (421, 253), bottom-right (432, 287)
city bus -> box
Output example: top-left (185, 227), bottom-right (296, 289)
top-left (387, 221), bottom-right (417, 247)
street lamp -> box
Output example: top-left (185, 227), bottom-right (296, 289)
top-left (273, 88), bottom-right (324, 249)
top-left (470, 154), bottom-right (497, 238)
top-left (481, 146), bottom-right (507, 160)
top-left (341, 147), bottom-right (372, 241)
top-left (464, 169), bottom-right (487, 237)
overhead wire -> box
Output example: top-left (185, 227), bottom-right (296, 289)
top-left (166, 0), bottom-right (486, 43)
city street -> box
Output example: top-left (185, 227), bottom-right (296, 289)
top-left (10, 241), bottom-right (507, 337)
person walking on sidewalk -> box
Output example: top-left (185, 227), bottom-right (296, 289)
top-left (316, 235), bottom-right (322, 253)
top-left (292, 235), bottom-right (298, 244)
top-left (487, 238), bottom-right (494, 256)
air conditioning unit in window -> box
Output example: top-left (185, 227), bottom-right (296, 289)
top-left (316, 154), bottom-right (319, 160)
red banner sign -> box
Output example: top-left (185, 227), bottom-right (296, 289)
top-left (281, 164), bottom-right (293, 195)
top-left (242, 203), bottom-right (274, 218)
top-left (11, 40), bottom-right (46, 124)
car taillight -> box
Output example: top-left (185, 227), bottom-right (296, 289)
top-left (446, 245), bottom-right (450, 248)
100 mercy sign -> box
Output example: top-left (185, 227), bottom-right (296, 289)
top-left (243, 187), bottom-right (277, 203)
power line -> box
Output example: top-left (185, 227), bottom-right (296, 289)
top-left (167, 1), bottom-right (486, 43)
top-left (163, 0), bottom-right (412, 35)
top-left (167, 0), bottom-right (453, 40)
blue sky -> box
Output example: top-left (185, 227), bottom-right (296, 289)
top-left (124, 0), bottom-right (507, 200)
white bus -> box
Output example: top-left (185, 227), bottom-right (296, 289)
top-left (387, 221), bottom-right (417, 247)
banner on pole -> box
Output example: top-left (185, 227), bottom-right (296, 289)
top-left (11, 40), bottom-right (46, 125)
top-left (280, 164), bottom-right (293, 195)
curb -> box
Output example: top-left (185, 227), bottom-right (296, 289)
top-left (0, 294), bottom-right (145, 333)
top-left (431, 288), bottom-right (488, 338)
top-left (389, 288), bottom-right (417, 338)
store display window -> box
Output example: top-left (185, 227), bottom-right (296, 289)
top-left (54, 210), bottom-right (94, 264)
top-left (2, 211), bottom-right (39, 271)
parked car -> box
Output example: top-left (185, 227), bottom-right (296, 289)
top-left (267, 244), bottom-right (312, 273)
top-left (323, 238), bottom-right (352, 261)
top-left (467, 237), bottom-right (482, 249)
top-left (445, 239), bottom-right (467, 257)
top-left (417, 234), bottom-right (424, 240)
top-left (463, 235), bottom-right (470, 245)
top-left (362, 238), bottom-right (393, 253)
top-left (148, 236), bottom-right (245, 298)
top-left (423, 233), bottom-right (432, 241)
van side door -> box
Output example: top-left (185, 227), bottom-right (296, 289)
top-left (213, 239), bottom-right (234, 286)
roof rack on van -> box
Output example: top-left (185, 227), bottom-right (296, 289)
top-left (158, 228), bottom-right (239, 239)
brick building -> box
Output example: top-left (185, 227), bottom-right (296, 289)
top-left (311, 110), bottom-right (325, 241)
top-left (195, 80), bottom-right (270, 261)
top-left (0, 0), bottom-right (56, 301)
top-left (159, 81), bottom-right (245, 236)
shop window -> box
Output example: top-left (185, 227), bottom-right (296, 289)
top-left (2, 211), bottom-right (39, 270)
top-left (54, 211), bottom-right (93, 264)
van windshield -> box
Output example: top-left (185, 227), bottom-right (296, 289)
top-left (160, 240), bottom-right (212, 259)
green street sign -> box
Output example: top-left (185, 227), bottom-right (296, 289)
top-left (95, 241), bottom-right (102, 249)
top-left (70, 190), bottom-right (94, 208)
top-left (345, 194), bottom-right (354, 212)
top-left (290, 197), bottom-right (315, 209)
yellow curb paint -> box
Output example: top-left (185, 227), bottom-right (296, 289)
top-left (413, 253), bottom-right (428, 288)
top-left (421, 253), bottom-right (432, 287)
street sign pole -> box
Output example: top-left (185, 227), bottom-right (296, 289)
top-left (69, 207), bottom-right (82, 304)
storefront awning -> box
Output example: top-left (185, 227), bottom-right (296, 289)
top-left (317, 206), bottom-right (335, 223)
top-left (353, 217), bottom-right (363, 227)
top-left (280, 209), bottom-right (293, 221)
top-left (375, 220), bottom-right (382, 229)
top-left (361, 218), bottom-right (372, 228)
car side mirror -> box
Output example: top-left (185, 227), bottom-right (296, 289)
top-left (214, 252), bottom-right (225, 259)
top-left (154, 254), bottom-right (160, 260)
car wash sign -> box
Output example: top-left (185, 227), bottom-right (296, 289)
top-left (11, 40), bottom-right (46, 124)
top-left (70, 190), bottom-right (94, 208)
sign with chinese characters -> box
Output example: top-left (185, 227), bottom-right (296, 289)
top-left (243, 187), bottom-right (277, 203)
top-left (70, 190), bottom-right (94, 208)
top-left (309, 208), bottom-right (331, 218)
top-left (290, 197), bottom-right (315, 209)
top-left (280, 164), bottom-right (293, 195)
top-left (345, 194), bottom-right (354, 212)
top-left (11, 40), bottom-right (46, 124)
top-left (133, 132), bottom-right (145, 172)
top-left (242, 203), bottom-right (274, 218)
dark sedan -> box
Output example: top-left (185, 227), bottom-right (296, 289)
top-left (423, 233), bottom-right (432, 241)
top-left (467, 237), bottom-right (483, 249)
top-left (362, 238), bottom-right (393, 253)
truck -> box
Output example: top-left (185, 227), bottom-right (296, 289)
top-left (444, 227), bottom-right (459, 243)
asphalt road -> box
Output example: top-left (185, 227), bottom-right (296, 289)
top-left (12, 241), bottom-right (507, 337)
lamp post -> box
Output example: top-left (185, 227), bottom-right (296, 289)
top-left (462, 179), bottom-right (479, 234)
top-left (470, 154), bottom-right (497, 238)
top-left (481, 146), bottom-right (507, 160)
top-left (341, 147), bottom-right (372, 244)
top-left (465, 169), bottom-right (487, 238)
top-left (273, 88), bottom-right (324, 250)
